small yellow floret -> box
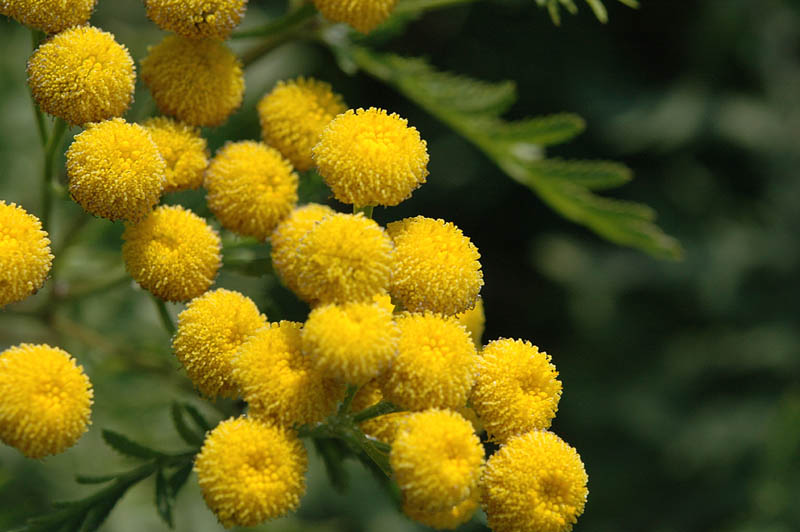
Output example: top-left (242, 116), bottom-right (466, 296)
top-left (404, 490), bottom-right (480, 530)
top-left (233, 321), bottom-right (344, 427)
top-left (294, 213), bottom-right (393, 304)
top-left (195, 417), bottom-right (307, 528)
top-left (271, 203), bottom-right (335, 294)
top-left (391, 409), bottom-right (484, 512)
top-left (122, 205), bottom-right (221, 302)
top-left (388, 216), bottom-right (483, 316)
top-left (2, 0), bottom-right (96, 34)
top-left (27, 26), bottom-right (135, 125)
top-left (313, 107), bottom-right (429, 206)
top-left (302, 301), bottom-right (399, 385)
top-left (351, 380), bottom-right (408, 443)
top-left (0, 344), bottom-right (92, 458)
top-left (381, 313), bottom-right (476, 412)
top-left (457, 297), bottom-right (485, 347)
top-left (66, 118), bottom-right (165, 222)
top-left (482, 431), bottom-right (588, 532)
top-left (312, 0), bottom-right (398, 33)
top-left (141, 35), bottom-right (244, 127)
top-left (173, 289), bottom-right (267, 398)
top-left (471, 339), bottom-right (562, 443)
top-left (258, 78), bottom-right (346, 172)
top-left (145, 0), bottom-right (247, 40)
top-left (142, 117), bottom-right (209, 193)
top-left (205, 141), bottom-right (298, 240)
top-left (0, 202), bottom-right (52, 307)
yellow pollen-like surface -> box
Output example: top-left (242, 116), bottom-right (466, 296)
top-left (3, 0), bottom-right (96, 34)
top-left (457, 297), bottom-right (485, 347)
top-left (144, 0), bottom-right (247, 40)
top-left (403, 489), bottom-right (481, 529)
top-left (312, 0), bottom-right (398, 33)
top-left (27, 26), bottom-right (135, 125)
top-left (142, 117), bottom-right (209, 193)
top-left (0, 201), bottom-right (52, 307)
top-left (271, 203), bottom-right (335, 295)
top-left (0, 343), bottom-right (93, 458)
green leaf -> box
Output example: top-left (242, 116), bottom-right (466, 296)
top-left (181, 403), bottom-right (212, 433)
top-left (487, 114), bottom-right (586, 147)
top-left (171, 403), bottom-right (204, 447)
top-left (535, 0), bottom-right (637, 24)
top-left (102, 430), bottom-right (162, 459)
top-left (155, 468), bottom-right (173, 528)
top-left (75, 474), bottom-right (116, 485)
top-left (168, 462), bottom-right (194, 497)
top-left (79, 498), bottom-right (119, 532)
top-left (526, 159), bottom-right (633, 190)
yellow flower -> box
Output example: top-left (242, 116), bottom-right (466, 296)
top-left (457, 297), bottom-right (485, 347)
top-left (312, 0), bottom-right (398, 33)
top-left (66, 118), bottom-right (165, 222)
top-left (122, 205), bottom-right (221, 302)
top-left (312, 107), bottom-right (429, 206)
top-left (482, 431), bottom-right (588, 532)
top-left (144, 0), bottom-right (247, 40)
top-left (142, 117), bottom-right (209, 194)
top-left (404, 491), bottom-right (480, 530)
top-left (258, 77), bottom-right (346, 171)
top-left (0, 202), bottom-right (52, 307)
top-left (172, 289), bottom-right (267, 398)
top-left (294, 213), bottom-right (393, 304)
top-left (205, 141), bottom-right (298, 240)
top-left (302, 301), bottom-right (399, 385)
top-left (271, 203), bottom-right (335, 294)
top-left (381, 312), bottom-right (476, 412)
top-left (388, 216), bottom-right (483, 316)
top-left (27, 26), bottom-right (135, 126)
top-left (195, 417), bottom-right (307, 528)
top-left (471, 339), bottom-right (562, 443)
top-left (3, 0), bottom-right (96, 35)
top-left (391, 409), bottom-right (484, 512)
top-left (141, 35), bottom-right (244, 127)
top-left (0, 344), bottom-right (92, 458)
top-left (233, 321), bottom-right (344, 427)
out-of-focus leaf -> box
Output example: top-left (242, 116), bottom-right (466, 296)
top-left (101, 430), bottom-right (162, 460)
top-left (167, 462), bottom-right (194, 497)
top-left (155, 468), bottom-right (173, 528)
top-left (171, 403), bottom-right (204, 447)
top-left (535, 0), bottom-right (639, 25)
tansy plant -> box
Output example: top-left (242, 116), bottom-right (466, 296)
top-left (0, 0), bottom-right (672, 531)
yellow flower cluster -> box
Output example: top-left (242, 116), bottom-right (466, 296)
top-left (0, 201), bottom-right (52, 307)
top-left (0, 344), bottom-right (93, 458)
top-left (2, 0), bottom-right (96, 34)
top-left (144, 0), bottom-right (247, 40)
top-left (142, 117), bottom-right (209, 193)
top-left (312, 0), bottom-right (399, 34)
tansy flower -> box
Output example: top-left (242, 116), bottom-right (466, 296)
top-left (312, 107), bottom-right (429, 206)
top-left (482, 431), bottom-right (588, 532)
top-left (388, 216), bottom-right (483, 316)
top-left (302, 301), bottom-right (399, 385)
top-left (312, 0), bottom-right (398, 33)
top-left (195, 417), bottom-right (307, 528)
top-left (404, 491), bottom-right (480, 530)
top-left (257, 78), bottom-right (346, 171)
top-left (3, 0), bottom-right (95, 35)
top-left (271, 203), bottom-right (335, 294)
top-left (122, 205), bottom-right (221, 302)
top-left (27, 26), bottom-right (135, 126)
top-left (390, 409), bottom-right (484, 512)
top-left (471, 339), bottom-right (562, 443)
top-left (142, 117), bottom-right (209, 194)
top-left (457, 297), bottom-right (485, 347)
top-left (66, 118), bottom-right (166, 222)
top-left (144, 0), bottom-right (247, 40)
top-left (232, 321), bottom-right (344, 427)
top-left (294, 213), bottom-right (393, 305)
top-left (0, 344), bottom-right (92, 458)
top-left (205, 141), bottom-right (298, 240)
top-left (0, 202), bottom-right (52, 307)
top-left (141, 35), bottom-right (244, 127)
top-left (381, 312), bottom-right (476, 412)
top-left (172, 289), bottom-right (266, 398)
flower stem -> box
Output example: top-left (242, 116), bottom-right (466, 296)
top-left (353, 205), bottom-right (374, 218)
top-left (41, 118), bottom-right (67, 234)
top-left (352, 401), bottom-right (400, 423)
top-left (238, 4), bottom-right (318, 67)
top-left (338, 384), bottom-right (359, 416)
top-left (152, 295), bottom-right (176, 336)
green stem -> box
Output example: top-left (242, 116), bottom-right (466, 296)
top-left (394, 0), bottom-right (478, 14)
top-left (41, 118), bottom-right (67, 234)
top-left (338, 384), bottom-right (359, 416)
top-left (352, 401), bottom-right (400, 423)
top-left (353, 205), bottom-right (374, 218)
top-left (62, 274), bottom-right (130, 302)
top-left (239, 4), bottom-right (318, 67)
top-left (152, 296), bottom-right (176, 336)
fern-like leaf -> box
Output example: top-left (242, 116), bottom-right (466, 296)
top-left (535, 0), bottom-right (639, 24)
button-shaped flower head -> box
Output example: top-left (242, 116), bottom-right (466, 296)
top-left (0, 344), bottom-right (93, 458)
top-left (144, 0), bottom-right (247, 40)
top-left (142, 117), bottom-right (209, 194)
top-left (27, 26), bottom-right (135, 126)
top-left (457, 297), bottom-right (485, 347)
top-left (141, 35), bottom-right (244, 127)
top-left (122, 205), bottom-right (221, 302)
top-left (258, 78), bottom-right (346, 171)
top-left (4, 0), bottom-right (96, 35)
top-left (313, 107), bottom-right (429, 207)
top-left (471, 338), bottom-right (562, 443)
top-left (205, 141), bottom-right (298, 240)
top-left (0, 202), bottom-right (52, 307)
top-left (482, 431), bottom-right (588, 532)
top-left (66, 118), bottom-right (166, 222)
top-left (388, 216), bottom-right (483, 316)
top-left (173, 289), bottom-right (267, 399)
top-left (195, 417), bottom-right (307, 528)
top-left (271, 203), bottom-right (335, 294)
top-left (404, 491), bottom-right (480, 530)
top-left (312, 0), bottom-right (398, 33)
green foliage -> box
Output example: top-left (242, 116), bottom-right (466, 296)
top-left (535, 0), bottom-right (639, 25)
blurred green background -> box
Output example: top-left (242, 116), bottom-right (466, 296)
top-left (1, 0), bottom-right (799, 530)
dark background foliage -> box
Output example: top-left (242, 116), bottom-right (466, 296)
top-left (1, 0), bottom-right (799, 530)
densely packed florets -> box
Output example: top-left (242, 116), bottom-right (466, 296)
top-left (3, 0), bottom-right (96, 35)
top-left (142, 117), bottom-right (209, 193)
top-left (312, 0), bottom-right (398, 33)
top-left (144, 0), bottom-right (247, 40)
top-left (0, 201), bottom-right (52, 307)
